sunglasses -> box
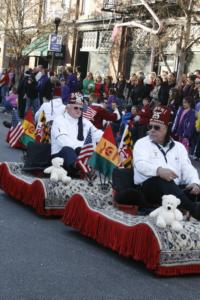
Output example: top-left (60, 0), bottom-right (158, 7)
top-left (148, 124), bottom-right (161, 131)
top-left (73, 106), bottom-right (83, 111)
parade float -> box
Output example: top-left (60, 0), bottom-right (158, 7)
top-left (1, 112), bottom-right (200, 277)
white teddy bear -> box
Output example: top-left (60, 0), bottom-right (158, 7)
top-left (44, 157), bottom-right (71, 184)
top-left (149, 194), bottom-right (183, 231)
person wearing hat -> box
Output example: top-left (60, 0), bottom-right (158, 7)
top-left (51, 92), bottom-right (103, 175)
top-left (133, 106), bottom-right (200, 220)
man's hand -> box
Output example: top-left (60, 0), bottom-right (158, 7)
top-left (186, 183), bottom-right (200, 195)
top-left (157, 167), bottom-right (178, 182)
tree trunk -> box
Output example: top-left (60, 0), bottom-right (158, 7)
top-left (176, 50), bottom-right (187, 86)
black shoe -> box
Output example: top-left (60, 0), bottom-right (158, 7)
top-left (3, 121), bottom-right (11, 128)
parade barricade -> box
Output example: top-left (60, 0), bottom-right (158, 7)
top-left (62, 192), bottom-right (200, 277)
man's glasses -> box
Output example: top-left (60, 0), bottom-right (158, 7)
top-left (73, 106), bottom-right (83, 111)
top-left (148, 124), bottom-right (161, 131)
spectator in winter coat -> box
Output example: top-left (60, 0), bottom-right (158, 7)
top-left (167, 88), bottom-right (180, 121)
top-left (172, 96), bottom-right (196, 152)
top-left (115, 73), bottom-right (126, 100)
top-left (150, 76), bottom-right (169, 106)
top-left (137, 98), bottom-right (152, 138)
top-left (0, 69), bottom-right (9, 106)
top-left (1, 86), bottom-right (18, 113)
top-left (37, 69), bottom-right (49, 105)
top-left (130, 74), bottom-right (150, 107)
top-left (167, 72), bottom-right (176, 90)
top-left (181, 74), bottom-right (196, 100)
top-left (123, 73), bottom-right (138, 106)
top-left (24, 77), bottom-right (40, 114)
top-left (66, 66), bottom-right (78, 93)
top-left (60, 77), bottom-right (70, 104)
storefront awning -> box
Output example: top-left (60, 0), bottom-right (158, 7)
top-left (22, 35), bottom-right (49, 57)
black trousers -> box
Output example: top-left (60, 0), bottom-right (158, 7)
top-left (52, 146), bottom-right (81, 175)
top-left (141, 177), bottom-right (199, 213)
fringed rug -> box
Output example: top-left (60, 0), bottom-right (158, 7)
top-left (62, 192), bottom-right (200, 276)
top-left (0, 162), bottom-right (111, 217)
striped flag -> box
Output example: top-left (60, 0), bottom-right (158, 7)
top-left (76, 129), bottom-right (94, 174)
top-left (83, 106), bottom-right (97, 121)
top-left (8, 109), bottom-right (24, 148)
top-left (118, 124), bottom-right (133, 168)
top-left (35, 111), bottom-right (50, 143)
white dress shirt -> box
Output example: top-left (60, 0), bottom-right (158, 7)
top-left (134, 135), bottom-right (200, 185)
top-left (51, 111), bottom-right (103, 155)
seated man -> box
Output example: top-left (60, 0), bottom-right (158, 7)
top-left (51, 92), bottom-right (103, 175)
top-left (134, 106), bottom-right (200, 220)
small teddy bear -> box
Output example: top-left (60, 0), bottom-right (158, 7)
top-left (44, 157), bottom-right (71, 184)
top-left (149, 194), bottom-right (183, 231)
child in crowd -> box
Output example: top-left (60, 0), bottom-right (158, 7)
top-left (172, 96), bottom-right (196, 152)
top-left (1, 86), bottom-right (18, 113)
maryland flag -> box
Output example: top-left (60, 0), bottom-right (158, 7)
top-left (20, 109), bottom-right (36, 147)
top-left (35, 111), bottom-right (50, 143)
top-left (88, 125), bottom-right (119, 179)
top-left (118, 124), bottom-right (133, 168)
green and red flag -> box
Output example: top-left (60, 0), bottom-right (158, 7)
top-left (88, 125), bottom-right (119, 179)
top-left (20, 109), bottom-right (36, 147)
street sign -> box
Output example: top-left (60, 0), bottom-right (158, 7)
top-left (48, 33), bottom-right (62, 52)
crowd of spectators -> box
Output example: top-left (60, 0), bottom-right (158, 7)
top-left (0, 65), bottom-right (200, 159)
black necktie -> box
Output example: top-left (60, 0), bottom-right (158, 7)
top-left (77, 116), bottom-right (84, 141)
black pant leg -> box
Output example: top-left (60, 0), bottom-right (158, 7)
top-left (141, 177), bottom-right (196, 212)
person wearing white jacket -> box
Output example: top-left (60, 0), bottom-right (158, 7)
top-left (51, 92), bottom-right (103, 174)
top-left (35, 97), bottom-right (66, 124)
top-left (134, 106), bottom-right (200, 220)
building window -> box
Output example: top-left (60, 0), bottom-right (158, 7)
top-left (81, 0), bottom-right (89, 15)
top-left (80, 31), bottom-right (98, 51)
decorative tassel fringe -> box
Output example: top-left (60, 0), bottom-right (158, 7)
top-left (0, 163), bottom-right (64, 217)
top-left (62, 194), bottom-right (160, 271)
top-left (62, 194), bottom-right (200, 276)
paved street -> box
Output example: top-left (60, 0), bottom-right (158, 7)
top-left (1, 113), bottom-right (200, 300)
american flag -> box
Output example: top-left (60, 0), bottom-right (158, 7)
top-left (83, 106), bottom-right (97, 121)
top-left (8, 109), bottom-right (25, 148)
top-left (76, 129), bottom-right (94, 174)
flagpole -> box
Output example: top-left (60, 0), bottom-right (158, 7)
top-left (118, 124), bottom-right (128, 151)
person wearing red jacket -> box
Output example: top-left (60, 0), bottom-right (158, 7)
top-left (137, 98), bottom-right (152, 138)
top-left (83, 94), bottom-right (121, 130)
top-left (0, 69), bottom-right (9, 107)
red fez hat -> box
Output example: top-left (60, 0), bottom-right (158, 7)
top-left (150, 106), bottom-right (171, 126)
top-left (69, 92), bottom-right (83, 105)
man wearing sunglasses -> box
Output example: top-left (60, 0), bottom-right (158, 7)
top-left (134, 106), bottom-right (200, 220)
top-left (51, 92), bottom-right (103, 175)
